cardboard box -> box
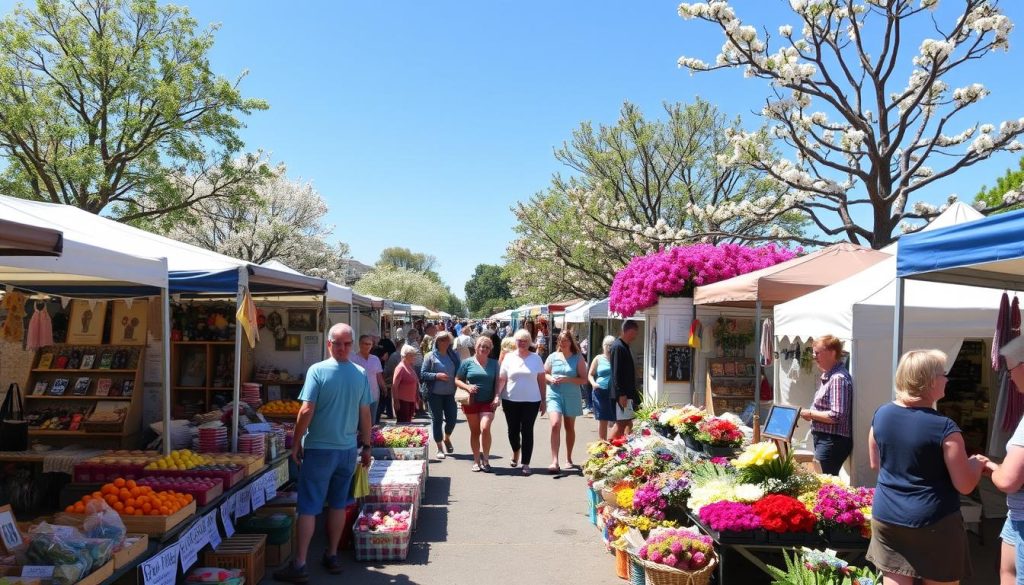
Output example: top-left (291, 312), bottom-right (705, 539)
top-left (114, 534), bottom-right (149, 569)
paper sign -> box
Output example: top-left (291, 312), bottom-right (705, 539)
top-left (264, 473), bottom-right (277, 501)
top-left (244, 423), bottom-right (271, 433)
top-left (236, 486), bottom-right (251, 517)
top-left (220, 500), bottom-right (235, 538)
top-left (178, 518), bottom-right (209, 572)
top-left (141, 541), bottom-right (179, 585)
top-left (21, 566), bottom-right (54, 578)
top-left (0, 506), bottom-right (23, 552)
top-left (274, 460), bottom-right (289, 487)
top-left (251, 480), bottom-right (266, 510)
top-left (204, 512), bottom-right (222, 550)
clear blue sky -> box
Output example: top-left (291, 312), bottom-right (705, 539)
top-left (5, 1), bottom-right (1023, 297)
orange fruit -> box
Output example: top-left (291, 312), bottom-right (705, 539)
top-left (158, 506), bottom-right (170, 515)
top-left (124, 506), bottom-right (135, 515)
top-left (133, 509), bottom-right (143, 516)
top-left (126, 480), bottom-right (137, 489)
top-left (119, 489), bottom-right (131, 500)
top-left (113, 502), bottom-right (124, 512)
top-left (113, 478), bottom-right (126, 488)
top-left (65, 505), bottom-right (74, 513)
top-left (148, 509), bottom-right (160, 516)
top-left (73, 502), bottom-right (85, 513)
top-left (82, 495), bottom-right (92, 502)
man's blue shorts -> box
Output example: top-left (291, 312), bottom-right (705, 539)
top-left (297, 447), bottom-right (358, 515)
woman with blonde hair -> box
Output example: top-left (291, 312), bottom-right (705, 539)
top-left (496, 329), bottom-right (546, 475)
top-left (544, 331), bottom-right (587, 472)
top-left (866, 349), bottom-right (991, 585)
top-left (455, 335), bottom-right (499, 472)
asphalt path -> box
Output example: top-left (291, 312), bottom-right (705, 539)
top-left (282, 406), bottom-right (621, 585)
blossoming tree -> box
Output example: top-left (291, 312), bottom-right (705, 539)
top-left (676, 0), bottom-right (1024, 246)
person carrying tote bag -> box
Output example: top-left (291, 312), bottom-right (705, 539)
top-left (0, 383), bottom-right (28, 452)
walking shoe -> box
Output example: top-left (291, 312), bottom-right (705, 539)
top-left (322, 553), bottom-right (343, 574)
top-left (273, 563), bottom-right (309, 583)
top-left (444, 438), bottom-right (454, 453)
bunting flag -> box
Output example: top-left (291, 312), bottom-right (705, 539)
top-left (235, 288), bottom-right (259, 348)
top-left (688, 318), bottom-right (702, 350)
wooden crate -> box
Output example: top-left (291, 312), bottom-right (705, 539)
top-left (114, 533), bottom-right (148, 569)
top-left (204, 534), bottom-right (266, 585)
top-left (66, 501), bottom-right (196, 536)
top-left (78, 559), bottom-right (114, 585)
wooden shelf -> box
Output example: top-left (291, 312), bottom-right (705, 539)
top-left (171, 340), bottom-right (253, 414)
top-left (174, 340), bottom-right (236, 345)
top-left (29, 429), bottom-right (124, 437)
top-left (26, 395), bottom-right (132, 401)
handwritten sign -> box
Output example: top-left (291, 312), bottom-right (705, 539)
top-left (204, 511), bottom-right (222, 550)
top-left (21, 566), bottom-right (54, 578)
top-left (264, 473), bottom-right (277, 501)
top-left (244, 423), bottom-right (272, 433)
top-left (220, 499), bottom-right (235, 538)
top-left (236, 486), bottom-right (251, 517)
top-left (178, 518), bottom-right (209, 572)
top-left (141, 541), bottom-right (179, 585)
top-left (251, 479), bottom-right (266, 510)
top-left (0, 506), bottom-right (23, 553)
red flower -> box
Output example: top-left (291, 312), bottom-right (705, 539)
top-left (753, 495), bottom-right (816, 533)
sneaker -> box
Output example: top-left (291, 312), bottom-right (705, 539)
top-left (273, 563), bottom-right (309, 583)
top-left (321, 553), bottom-right (342, 575)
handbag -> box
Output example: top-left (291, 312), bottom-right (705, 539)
top-left (454, 388), bottom-right (471, 405)
top-left (0, 383), bottom-right (28, 452)
top-left (419, 355), bottom-right (433, 401)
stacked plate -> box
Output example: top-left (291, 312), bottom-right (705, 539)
top-left (241, 383), bottom-right (262, 408)
top-left (198, 424), bottom-right (228, 453)
top-left (239, 433), bottom-right (266, 458)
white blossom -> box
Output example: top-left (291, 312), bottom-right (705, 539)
top-left (952, 83), bottom-right (989, 106)
top-left (969, 134), bottom-right (995, 154)
top-left (779, 24), bottom-right (793, 37)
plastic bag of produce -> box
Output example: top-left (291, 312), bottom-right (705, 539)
top-left (83, 499), bottom-right (126, 546)
top-left (22, 523), bottom-right (92, 585)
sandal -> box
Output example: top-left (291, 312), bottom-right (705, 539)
top-left (522, 465), bottom-right (532, 476)
top-left (471, 464), bottom-right (482, 472)
top-left (547, 464), bottom-right (560, 474)
top-left (444, 439), bottom-right (454, 454)
top-left (482, 462), bottom-right (492, 472)
top-left (510, 457), bottom-right (519, 468)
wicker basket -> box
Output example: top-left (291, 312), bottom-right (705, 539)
top-left (628, 552), bottom-right (647, 585)
top-left (641, 556), bottom-right (717, 585)
top-left (601, 487), bottom-right (619, 506)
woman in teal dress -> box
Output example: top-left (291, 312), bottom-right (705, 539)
top-left (455, 335), bottom-right (499, 472)
top-left (544, 331), bottom-right (588, 473)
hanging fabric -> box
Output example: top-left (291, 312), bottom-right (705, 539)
top-left (1, 290), bottom-right (28, 343)
top-left (235, 288), bottom-right (260, 348)
top-left (760, 319), bottom-right (774, 367)
top-left (993, 292), bottom-right (1010, 370)
top-left (688, 318), bottom-right (702, 350)
top-left (26, 302), bottom-right (53, 350)
top-left (1004, 296), bottom-right (1023, 431)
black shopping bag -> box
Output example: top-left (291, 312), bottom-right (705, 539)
top-left (0, 383), bottom-right (28, 452)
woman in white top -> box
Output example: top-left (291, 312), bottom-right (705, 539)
top-left (495, 328), bottom-right (546, 476)
top-left (455, 329), bottom-right (475, 360)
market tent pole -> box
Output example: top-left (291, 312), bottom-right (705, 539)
top-left (321, 293), bottom-right (329, 359)
top-left (891, 277), bottom-right (905, 399)
top-left (161, 259), bottom-right (172, 456)
top-left (754, 300), bottom-right (762, 417)
top-left (232, 266), bottom-right (247, 452)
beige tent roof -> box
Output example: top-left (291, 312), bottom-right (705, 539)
top-left (693, 242), bottom-right (890, 308)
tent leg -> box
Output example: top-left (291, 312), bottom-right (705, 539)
top-left (892, 277), bottom-right (905, 400)
top-left (754, 301), bottom-right (762, 420)
top-left (161, 281), bottom-right (172, 456)
top-left (322, 294), bottom-right (329, 360)
top-left (232, 267), bottom-right (248, 452)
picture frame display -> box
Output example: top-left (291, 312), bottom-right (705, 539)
top-left (67, 300), bottom-right (108, 344)
top-left (762, 404), bottom-right (802, 442)
top-left (110, 299), bottom-right (149, 345)
top-left (664, 344), bottom-right (692, 382)
top-left (287, 308), bottom-right (317, 332)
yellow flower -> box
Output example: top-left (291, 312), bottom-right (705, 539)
top-left (734, 442), bottom-right (779, 468)
top-left (616, 487), bottom-right (636, 509)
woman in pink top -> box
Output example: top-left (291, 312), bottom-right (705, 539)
top-left (392, 345), bottom-right (420, 423)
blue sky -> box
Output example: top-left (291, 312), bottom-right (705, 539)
top-left (5, 1), bottom-right (1023, 297)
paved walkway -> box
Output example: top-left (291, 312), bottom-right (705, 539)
top-left (287, 407), bottom-right (621, 585)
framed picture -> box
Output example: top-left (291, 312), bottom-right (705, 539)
top-left (664, 344), bottom-right (692, 382)
top-left (710, 361), bottom-right (725, 377)
top-left (277, 333), bottom-right (302, 351)
top-left (110, 299), bottom-right (149, 345)
top-left (762, 404), bottom-right (802, 442)
top-left (67, 300), bottom-right (107, 344)
top-left (287, 309), bottom-right (317, 332)
top-left (723, 361), bottom-right (737, 377)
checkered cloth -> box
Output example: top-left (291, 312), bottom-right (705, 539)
top-left (354, 504), bottom-right (413, 561)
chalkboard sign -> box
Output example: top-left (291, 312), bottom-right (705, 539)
top-left (763, 404), bottom-right (801, 441)
top-left (664, 344), bottom-right (692, 382)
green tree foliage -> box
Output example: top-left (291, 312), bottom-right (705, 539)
top-left (376, 247), bottom-right (441, 282)
top-left (354, 267), bottom-right (450, 310)
top-left (464, 264), bottom-right (513, 316)
top-left (974, 157), bottom-right (1024, 214)
top-left (506, 100), bottom-right (804, 300)
top-left (0, 0), bottom-right (269, 222)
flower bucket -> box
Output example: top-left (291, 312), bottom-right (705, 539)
top-left (641, 555), bottom-right (717, 585)
top-left (615, 547), bottom-right (630, 579)
top-left (682, 434), bottom-right (702, 452)
top-left (628, 553), bottom-right (647, 585)
top-left (827, 527), bottom-right (869, 546)
top-left (702, 444), bottom-right (738, 459)
top-left (588, 487), bottom-right (601, 526)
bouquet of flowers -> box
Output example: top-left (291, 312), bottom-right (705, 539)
top-left (633, 482), bottom-right (670, 520)
top-left (583, 438), bottom-right (630, 482)
top-left (371, 426), bottom-right (428, 448)
top-left (673, 406), bottom-right (707, 439)
top-left (651, 469), bottom-right (691, 512)
top-left (356, 506), bottom-right (412, 532)
top-left (734, 442), bottom-right (796, 485)
top-left (616, 486), bottom-right (637, 511)
top-left (753, 495), bottom-right (817, 533)
top-left (696, 417), bottom-right (743, 447)
top-left (813, 484), bottom-right (874, 534)
top-left (698, 501), bottom-right (762, 532)
top-left (638, 528), bottom-right (715, 571)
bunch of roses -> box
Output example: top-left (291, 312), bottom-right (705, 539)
top-left (633, 482), bottom-right (671, 520)
top-left (813, 484), bottom-right (874, 530)
top-left (638, 528), bottom-right (715, 571)
top-left (698, 501), bottom-right (762, 532)
top-left (609, 243), bottom-right (798, 317)
top-left (753, 495), bottom-right (817, 533)
top-left (696, 417), bottom-right (743, 447)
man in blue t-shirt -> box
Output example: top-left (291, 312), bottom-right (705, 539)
top-left (274, 323), bottom-right (372, 583)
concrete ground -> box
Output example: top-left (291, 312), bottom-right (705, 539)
top-left (267, 408), bottom-right (1007, 585)
top-left (273, 407), bottom-right (621, 585)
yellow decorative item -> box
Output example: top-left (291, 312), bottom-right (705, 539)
top-left (352, 465), bottom-right (370, 499)
top-left (733, 442), bottom-right (779, 468)
top-left (235, 288), bottom-right (259, 348)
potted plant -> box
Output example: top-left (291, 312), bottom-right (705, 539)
top-left (766, 548), bottom-right (881, 584)
top-left (753, 494), bottom-right (818, 546)
top-left (813, 484), bottom-right (874, 545)
top-left (696, 417), bottom-right (743, 458)
top-left (638, 528), bottom-right (717, 585)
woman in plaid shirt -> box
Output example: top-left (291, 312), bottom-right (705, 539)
top-left (800, 335), bottom-right (852, 475)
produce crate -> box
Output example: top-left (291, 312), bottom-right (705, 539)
top-left (78, 559), bottom-right (114, 585)
top-left (203, 534), bottom-right (266, 585)
top-left (206, 453), bottom-right (265, 477)
top-left (236, 511), bottom-right (294, 545)
top-left (353, 504), bottom-right (412, 562)
top-left (113, 534), bottom-right (148, 569)
top-left (365, 483), bottom-right (420, 530)
top-left (63, 501), bottom-right (197, 536)
top-left (73, 462), bottom-right (146, 483)
top-left (143, 465), bottom-right (245, 489)
top-left (136, 477), bottom-right (224, 506)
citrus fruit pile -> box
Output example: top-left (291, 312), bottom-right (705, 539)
top-left (258, 400), bottom-right (301, 415)
top-left (64, 478), bottom-right (193, 516)
top-left (144, 449), bottom-right (211, 470)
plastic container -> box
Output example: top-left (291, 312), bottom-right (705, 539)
top-left (236, 512), bottom-right (294, 545)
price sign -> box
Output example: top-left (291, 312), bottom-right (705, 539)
top-left (178, 518), bottom-right (209, 572)
top-left (264, 473), bottom-right (277, 501)
top-left (0, 505), bottom-right (23, 553)
top-left (251, 479), bottom-right (266, 510)
top-left (220, 499), bottom-right (235, 538)
top-left (21, 566), bottom-right (54, 578)
top-left (236, 486), bottom-right (251, 517)
top-left (204, 512), bottom-right (222, 550)
top-left (141, 541), bottom-right (179, 585)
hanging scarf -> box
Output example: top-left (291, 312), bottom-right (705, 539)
top-left (26, 302), bottom-right (53, 350)
top-left (1004, 296), bottom-right (1023, 431)
top-left (760, 319), bottom-right (774, 367)
top-left (1, 290), bottom-right (28, 342)
top-left (994, 292), bottom-right (1010, 370)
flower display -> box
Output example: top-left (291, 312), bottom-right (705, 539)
top-left (356, 506), bottom-right (412, 532)
top-left (695, 417), bottom-right (743, 447)
top-left (753, 494), bottom-right (817, 533)
top-left (813, 484), bottom-right (874, 533)
top-left (371, 426), bottom-right (428, 448)
top-left (609, 243), bottom-right (797, 317)
top-left (638, 528), bottom-right (715, 571)
top-left (616, 487), bottom-right (636, 510)
top-left (687, 478), bottom-right (738, 512)
top-left (652, 470), bottom-right (691, 512)
top-left (733, 441), bottom-right (778, 468)
top-left (734, 442), bottom-right (796, 486)
top-left (698, 501), bottom-right (762, 532)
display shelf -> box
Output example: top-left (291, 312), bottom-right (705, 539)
top-left (32, 368), bottom-right (137, 373)
top-left (705, 357), bottom-right (756, 416)
top-left (170, 340), bottom-right (253, 414)
top-left (174, 340), bottom-right (236, 345)
top-left (26, 395), bottom-right (132, 401)
top-left (29, 430), bottom-right (124, 437)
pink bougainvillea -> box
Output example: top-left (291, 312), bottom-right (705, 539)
top-left (609, 243), bottom-right (798, 316)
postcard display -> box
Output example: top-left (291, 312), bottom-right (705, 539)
top-left (23, 301), bottom-right (148, 448)
top-left (704, 357), bottom-right (756, 416)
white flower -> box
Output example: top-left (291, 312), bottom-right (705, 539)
top-left (779, 24), bottom-right (793, 37)
top-left (969, 134), bottom-right (995, 154)
top-left (952, 83), bottom-right (989, 106)
top-left (734, 483), bottom-right (765, 503)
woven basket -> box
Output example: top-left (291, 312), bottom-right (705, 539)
top-left (641, 556), bottom-right (717, 585)
top-left (601, 487), bottom-right (620, 507)
top-left (628, 553), bottom-right (647, 585)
